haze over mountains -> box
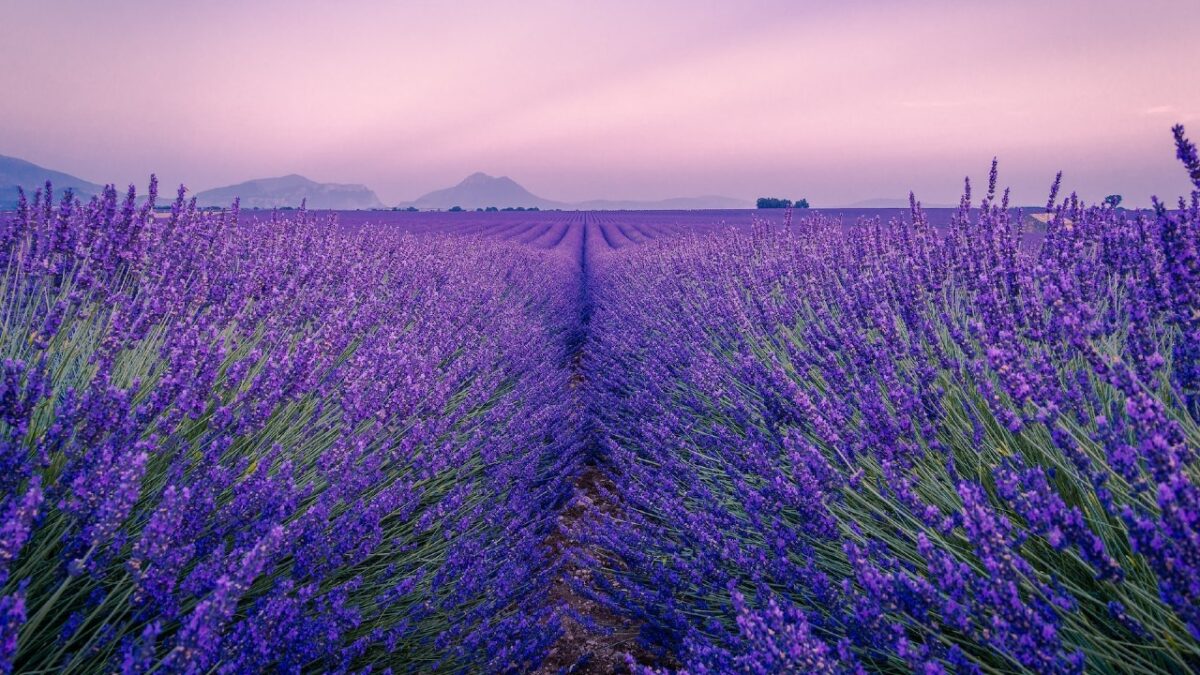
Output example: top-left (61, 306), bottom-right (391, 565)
top-left (398, 172), bottom-right (750, 210)
top-left (1, 154), bottom-right (102, 207)
top-left (2, 154), bottom-right (758, 210)
top-left (846, 197), bottom-right (958, 209)
top-left (401, 172), bottom-right (561, 210)
top-left (194, 175), bottom-right (385, 209)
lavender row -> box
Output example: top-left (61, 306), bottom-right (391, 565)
top-left (0, 184), bottom-right (584, 672)
top-left (582, 129), bottom-right (1200, 672)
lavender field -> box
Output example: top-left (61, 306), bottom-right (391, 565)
top-left (1, 127), bottom-right (1198, 673)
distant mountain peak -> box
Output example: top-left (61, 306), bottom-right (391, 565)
top-left (396, 173), bottom-right (750, 210)
top-left (196, 175), bottom-right (384, 209)
top-left (458, 172), bottom-right (520, 188)
top-left (1, 154), bottom-right (103, 208)
top-left (402, 173), bottom-right (561, 210)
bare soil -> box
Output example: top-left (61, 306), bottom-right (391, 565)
top-left (537, 466), bottom-right (656, 674)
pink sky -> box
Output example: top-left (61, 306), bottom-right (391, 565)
top-left (2, 0), bottom-right (1198, 206)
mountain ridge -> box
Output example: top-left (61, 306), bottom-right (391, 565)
top-left (195, 174), bottom-right (385, 209)
top-left (0, 154), bottom-right (103, 208)
top-left (399, 172), bottom-right (750, 210)
top-left (398, 172), bottom-right (566, 210)
top-left (2, 154), bottom-right (754, 212)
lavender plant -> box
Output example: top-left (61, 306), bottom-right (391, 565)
top-left (583, 129), bottom-right (1200, 672)
top-left (3, 126), bottom-right (1199, 673)
top-left (0, 185), bottom-right (584, 672)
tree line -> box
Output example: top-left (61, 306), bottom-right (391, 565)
top-left (756, 197), bottom-right (809, 209)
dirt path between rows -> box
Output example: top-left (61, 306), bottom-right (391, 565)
top-left (537, 465), bottom-right (648, 673)
top-left (535, 216), bottom-right (655, 673)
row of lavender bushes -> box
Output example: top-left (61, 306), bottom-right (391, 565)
top-left (0, 185), bottom-right (584, 672)
top-left (583, 129), bottom-right (1200, 672)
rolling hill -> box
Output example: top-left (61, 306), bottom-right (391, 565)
top-left (0, 154), bottom-right (103, 208)
top-left (400, 172), bottom-right (749, 210)
top-left (195, 174), bottom-right (385, 209)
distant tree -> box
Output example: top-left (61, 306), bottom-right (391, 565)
top-left (406, 206), bottom-right (419, 212)
top-left (1104, 194), bottom-right (1123, 208)
top-left (794, 198), bottom-right (810, 209)
top-left (756, 197), bottom-right (792, 209)
top-left (485, 206), bottom-right (499, 212)
top-left (448, 205), bottom-right (464, 212)
top-left (475, 207), bottom-right (484, 212)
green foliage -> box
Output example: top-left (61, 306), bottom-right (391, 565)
top-left (756, 197), bottom-right (792, 209)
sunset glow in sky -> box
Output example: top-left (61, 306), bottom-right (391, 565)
top-left (2, 0), bottom-right (1198, 206)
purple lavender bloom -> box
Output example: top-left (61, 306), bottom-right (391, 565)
top-left (0, 591), bottom-right (26, 674)
top-left (1174, 124), bottom-right (1200, 189)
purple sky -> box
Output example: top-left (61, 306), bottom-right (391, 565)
top-left (2, 0), bottom-right (1198, 207)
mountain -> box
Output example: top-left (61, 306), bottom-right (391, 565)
top-left (400, 173), bottom-right (749, 210)
top-left (1, 159), bottom-right (751, 212)
top-left (400, 172), bottom-right (565, 210)
top-left (1, 154), bottom-right (103, 208)
top-left (195, 174), bottom-right (384, 209)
